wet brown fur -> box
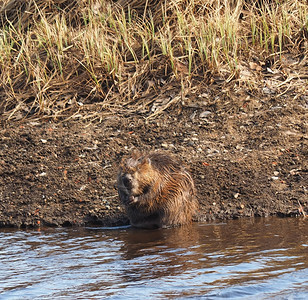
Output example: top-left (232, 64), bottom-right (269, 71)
top-left (117, 151), bottom-right (198, 229)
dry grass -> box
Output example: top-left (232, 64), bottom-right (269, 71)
top-left (0, 0), bottom-right (307, 121)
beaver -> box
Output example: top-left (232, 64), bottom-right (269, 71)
top-left (117, 151), bottom-right (198, 229)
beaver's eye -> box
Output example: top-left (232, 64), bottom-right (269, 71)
top-left (122, 174), bottom-right (132, 189)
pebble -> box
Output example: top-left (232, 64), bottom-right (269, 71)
top-left (199, 111), bottom-right (211, 118)
top-left (290, 169), bottom-right (300, 175)
top-left (262, 87), bottom-right (274, 94)
top-left (198, 93), bottom-right (210, 98)
top-left (161, 143), bottom-right (175, 149)
top-left (79, 185), bottom-right (87, 191)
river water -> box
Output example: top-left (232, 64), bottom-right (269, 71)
top-left (0, 217), bottom-right (307, 299)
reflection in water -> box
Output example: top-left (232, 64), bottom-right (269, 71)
top-left (0, 217), bottom-right (307, 299)
top-left (117, 225), bottom-right (201, 283)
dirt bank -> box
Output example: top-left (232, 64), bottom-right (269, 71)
top-left (0, 81), bottom-right (307, 228)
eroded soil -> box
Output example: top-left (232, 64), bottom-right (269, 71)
top-left (0, 82), bottom-right (307, 228)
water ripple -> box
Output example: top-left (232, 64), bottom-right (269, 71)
top-left (0, 217), bottom-right (307, 299)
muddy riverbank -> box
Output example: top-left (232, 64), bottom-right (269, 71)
top-left (0, 82), bottom-right (307, 228)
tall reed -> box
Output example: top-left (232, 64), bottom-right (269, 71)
top-left (0, 0), bottom-right (307, 120)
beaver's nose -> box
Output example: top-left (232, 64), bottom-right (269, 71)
top-left (122, 174), bottom-right (132, 190)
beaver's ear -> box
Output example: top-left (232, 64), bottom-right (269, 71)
top-left (141, 157), bottom-right (151, 166)
top-left (119, 156), bottom-right (127, 165)
top-left (131, 149), bottom-right (142, 159)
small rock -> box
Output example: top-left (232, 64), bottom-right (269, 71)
top-left (40, 139), bottom-right (47, 143)
top-left (273, 171), bottom-right (279, 176)
top-left (290, 169), bottom-right (300, 175)
top-left (262, 87), bottom-right (273, 94)
top-left (79, 185), bottom-right (87, 191)
top-left (169, 144), bottom-right (176, 149)
top-left (199, 111), bottom-right (211, 118)
top-left (198, 93), bottom-right (210, 98)
top-left (271, 176), bottom-right (279, 181)
top-left (233, 193), bottom-right (240, 199)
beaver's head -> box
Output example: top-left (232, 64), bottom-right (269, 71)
top-left (117, 154), bottom-right (154, 204)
